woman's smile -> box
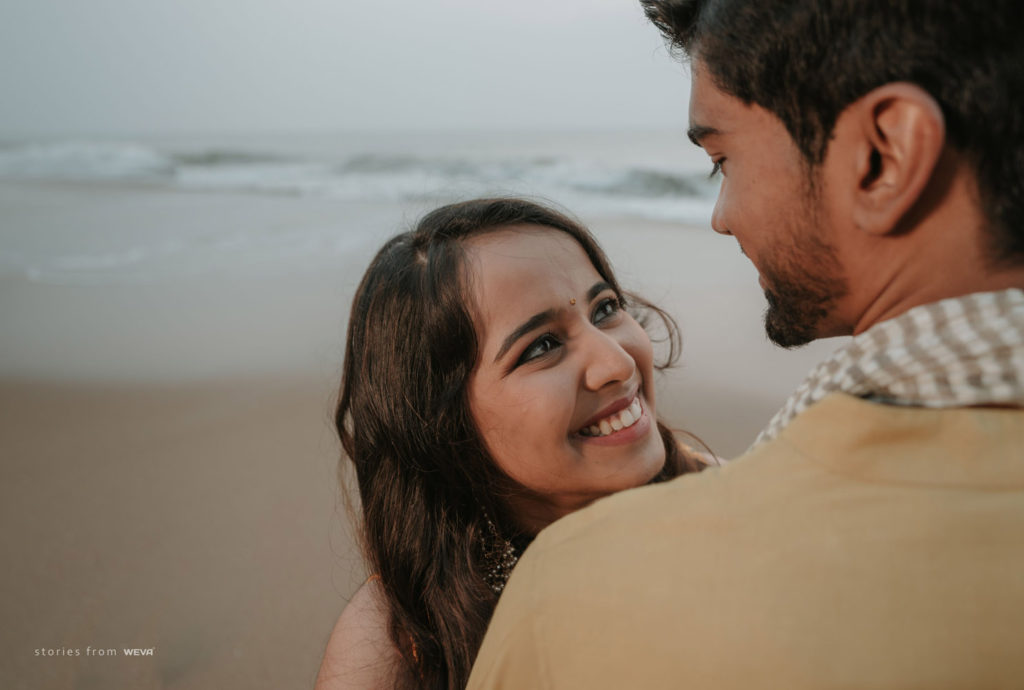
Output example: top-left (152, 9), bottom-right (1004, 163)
top-left (465, 225), bottom-right (666, 528)
top-left (575, 391), bottom-right (650, 444)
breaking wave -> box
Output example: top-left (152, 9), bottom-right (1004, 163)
top-left (0, 140), bottom-right (718, 224)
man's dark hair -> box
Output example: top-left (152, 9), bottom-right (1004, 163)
top-left (641, 0), bottom-right (1024, 262)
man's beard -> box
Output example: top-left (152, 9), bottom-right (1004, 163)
top-left (762, 262), bottom-right (844, 348)
top-left (758, 196), bottom-right (848, 349)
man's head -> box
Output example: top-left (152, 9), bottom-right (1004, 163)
top-left (643, 0), bottom-right (1024, 344)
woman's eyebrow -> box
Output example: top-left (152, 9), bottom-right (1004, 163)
top-left (494, 310), bottom-right (555, 363)
top-left (587, 281), bottom-right (613, 302)
top-left (492, 282), bottom-right (613, 363)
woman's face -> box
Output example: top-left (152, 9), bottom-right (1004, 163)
top-left (465, 225), bottom-right (665, 532)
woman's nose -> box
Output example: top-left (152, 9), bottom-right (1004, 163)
top-left (581, 329), bottom-right (635, 391)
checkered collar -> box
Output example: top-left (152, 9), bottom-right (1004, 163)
top-left (755, 288), bottom-right (1024, 447)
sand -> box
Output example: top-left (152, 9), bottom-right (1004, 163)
top-left (1, 379), bottom-right (358, 689)
top-left (0, 180), bottom-right (842, 688)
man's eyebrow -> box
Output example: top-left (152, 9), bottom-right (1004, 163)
top-left (687, 124), bottom-right (722, 146)
top-left (494, 310), bottom-right (555, 363)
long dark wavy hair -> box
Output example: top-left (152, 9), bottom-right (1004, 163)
top-left (335, 198), bottom-right (705, 689)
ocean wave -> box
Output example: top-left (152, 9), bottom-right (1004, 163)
top-left (1, 138), bottom-right (720, 286)
top-left (0, 141), bottom-right (175, 180)
top-left (571, 168), bottom-right (707, 198)
top-left (172, 149), bottom-right (291, 166)
top-left (0, 140), bottom-right (717, 223)
top-left (0, 227), bottom-right (376, 286)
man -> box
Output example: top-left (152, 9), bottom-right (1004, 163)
top-left (468, 1), bottom-right (1024, 687)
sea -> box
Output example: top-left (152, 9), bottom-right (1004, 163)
top-left (0, 128), bottom-right (838, 425)
top-left (0, 129), bottom-right (717, 286)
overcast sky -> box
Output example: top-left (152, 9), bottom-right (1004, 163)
top-left (0, 0), bottom-right (693, 137)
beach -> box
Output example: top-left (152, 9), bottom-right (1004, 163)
top-left (1, 163), bottom-right (840, 688)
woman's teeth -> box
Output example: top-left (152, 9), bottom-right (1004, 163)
top-left (580, 397), bottom-right (643, 437)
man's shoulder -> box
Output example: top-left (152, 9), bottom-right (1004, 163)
top-left (468, 426), bottom-right (828, 689)
top-left (469, 395), bottom-right (1024, 689)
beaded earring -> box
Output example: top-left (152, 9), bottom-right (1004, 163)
top-left (482, 514), bottom-right (519, 594)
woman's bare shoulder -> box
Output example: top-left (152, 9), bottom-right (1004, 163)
top-left (315, 577), bottom-right (400, 690)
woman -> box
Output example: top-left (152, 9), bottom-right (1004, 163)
top-left (316, 198), bottom-right (708, 690)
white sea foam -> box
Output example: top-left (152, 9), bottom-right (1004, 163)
top-left (0, 132), bottom-right (718, 284)
top-left (0, 139), bottom-right (716, 210)
top-left (0, 141), bottom-right (174, 180)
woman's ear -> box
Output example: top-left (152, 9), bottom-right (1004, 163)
top-left (845, 82), bottom-right (946, 236)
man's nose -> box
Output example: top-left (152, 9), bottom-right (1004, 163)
top-left (710, 194), bottom-right (731, 236)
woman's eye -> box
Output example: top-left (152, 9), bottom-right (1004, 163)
top-left (516, 334), bottom-right (561, 366)
top-left (592, 297), bottom-right (622, 325)
top-left (708, 158), bottom-right (725, 179)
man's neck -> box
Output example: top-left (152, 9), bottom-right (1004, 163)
top-left (851, 266), bottom-right (1024, 336)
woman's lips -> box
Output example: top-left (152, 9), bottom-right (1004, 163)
top-left (578, 400), bottom-right (652, 446)
top-left (578, 395), bottom-right (643, 438)
top-left (573, 392), bottom-right (653, 446)
top-left (578, 388), bottom-right (640, 430)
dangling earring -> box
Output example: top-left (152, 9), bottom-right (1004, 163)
top-left (482, 514), bottom-right (519, 595)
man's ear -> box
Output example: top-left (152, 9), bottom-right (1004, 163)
top-left (845, 83), bottom-right (946, 236)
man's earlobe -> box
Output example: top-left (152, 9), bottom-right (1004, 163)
top-left (851, 83), bottom-right (945, 236)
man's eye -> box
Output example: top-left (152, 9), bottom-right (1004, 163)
top-left (592, 297), bottom-right (622, 324)
top-left (708, 158), bottom-right (725, 179)
top-left (517, 334), bottom-right (561, 366)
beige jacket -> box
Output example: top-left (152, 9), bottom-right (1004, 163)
top-left (468, 394), bottom-right (1024, 689)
